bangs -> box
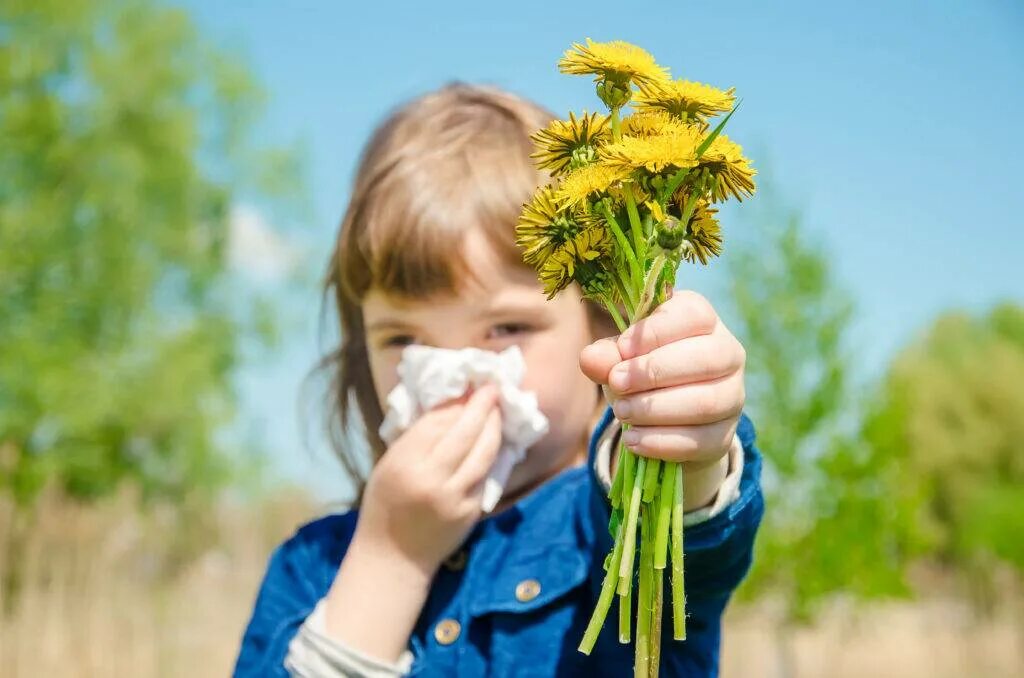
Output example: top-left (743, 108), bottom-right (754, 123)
top-left (336, 87), bottom-right (553, 303)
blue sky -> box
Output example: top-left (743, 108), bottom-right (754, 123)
top-left (175, 0), bottom-right (1024, 500)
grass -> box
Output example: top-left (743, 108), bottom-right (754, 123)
top-left (0, 484), bottom-right (1020, 677)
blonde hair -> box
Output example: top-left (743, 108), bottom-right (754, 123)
top-left (318, 82), bottom-right (612, 502)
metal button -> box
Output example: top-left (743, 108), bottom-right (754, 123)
top-left (434, 618), bottom-right (461, 645)
top-left (443, 548), bottom-right (467, 571)
top-left (515, 578), bottom-right (542, 603)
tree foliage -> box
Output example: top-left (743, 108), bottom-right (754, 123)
top-left (725, 188), bottom-right (912, 621)
top-left (0, 0), bottom-right (291, 504)
top-left (864, 303), bottom-right (1024, 605)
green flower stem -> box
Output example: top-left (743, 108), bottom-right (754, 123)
top-left (671, 466), bottom-right (687, 640)
top-left (634, 507), bottom-right (654, 678)
top-left (609, 452), bottom-right (625, 510)
top-left (610, 106), bottom-right (622, 142)
top-left (649, 566), bottom-right (664, 678)
top-left (601, 202), bottom-right (643, 291)
top-left (678, 185), bottom-right (702, 227)
top-left (619, 446), bottom-right (636, 509)
top-left (611, 274), bottom-right (637, 318)
top-left (578, 521), bottom-right (626, 654)
top-left (635, 252), bottom-right (668, 321)
top-left (619, 564), bottom-right (632, 643)
top-left (661, 166), bottom-right (692, 204)
top-left (641, 457), bottom-right (661, 503)
top-left (602, 297), bottom-right (628, 333)
top-left (654, 462), bottom-right (676, 569)
top-left (617, 455), bottom-right (647, 595)
top-left (624, 185), bottom-right (646, 262)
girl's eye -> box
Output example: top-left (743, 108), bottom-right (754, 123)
top-left (382, 335), bottom-right (415, 348)
top-left (489, 323), bottom-right (532, 339)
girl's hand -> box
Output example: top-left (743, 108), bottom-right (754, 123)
top-left (352, 383), bottom-right (503, 576)
top-left (579, 290), bottom-right (745, 492)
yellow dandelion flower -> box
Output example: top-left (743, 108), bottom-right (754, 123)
top-left (682, 204), bottom-right (724, 265)
top-left (516, 186), bottom-right (603, 266)
top-left (559, 39), bottom-right (670, 108)
top-left (516, 186), bottom-right (563, 267)
top-left (697, 134), bottom-right (757, 202)
top-left (530, 111), bottom-right (611, 175)
top-left (600, 127), bottom-right (703, 174)
top-left (555, 163), bottom-right (631, 209)
top-left (537, 226), bottom-right (612, 299)
top-left (635, 79), bottom-right (736, 123)
top-left (621, 109), bottom-right (692, 138)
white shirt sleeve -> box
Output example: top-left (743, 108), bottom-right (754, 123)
top-left (284, 597), bottom-right (414, 677)
top-left (592, 420), bottom-right (744, 526)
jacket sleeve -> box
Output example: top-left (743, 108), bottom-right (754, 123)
top-left (677, 411), bottom-right (764, 599)
top-left (584, 407), bottom-right (765, 674)
top-left (233, 515), bottom-right (358, 677)
top-left (662, 411), bottom-right (764, 675)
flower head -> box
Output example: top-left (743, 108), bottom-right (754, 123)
top-left (681, 203), bottom-right (724, 265)
top-left (621, 109), bottom-right (692, 138)
top-left (555, 163), bottom-right (632, 209)
top-left (530, 111), bottom-right (611, 175)
top-left (559, 39), bottom-right (670, 108)
top-left (537, 226), bottom-right (613, 299)
top-left (601, 127), bottom-right (704, 174)
top-left (696, 134), bottom-right (756, 202)
top-left (517, 186), bottom-right (566, 267)
top-left (635, 79), bottom-right (735, 124)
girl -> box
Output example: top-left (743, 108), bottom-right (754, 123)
top-left (233, 83), bottom-right (763, 677)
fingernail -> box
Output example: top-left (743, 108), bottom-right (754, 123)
top-left (612, 399), bottom-right (633, 421)
top-left (609, 365), bottom-right (629, 392)
top-left (621, 429), bottom-right (639, 445)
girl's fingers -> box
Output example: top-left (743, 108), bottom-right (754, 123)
top-left (450, 406), bottom-right (503, 493)
top-left (620, 418), bottom-right (737, 464)
top-left (611, 370), bottom-right (745, 427)
top-left (606, 328), bottom-right (743, 396)
top-left (616, 290), bottom-right (718, 360)
top-left (431, 383), bottom-right (500, 471)
top-left (579, 337), bottom-right (622, 386)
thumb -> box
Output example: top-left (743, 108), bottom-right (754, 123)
top-left (579, 337), bottom-right (623, 386)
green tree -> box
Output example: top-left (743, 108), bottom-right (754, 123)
top-left (864, 303), bottom-right (1024, 608)
top-left (723, 184), bottom-right (913, 674)
top-left (0, 0), bottom-right (294, 505)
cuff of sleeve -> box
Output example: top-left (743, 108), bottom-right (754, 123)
top-left (284, 597), bottom-right (414, 677)
top-left (592, 421), bottom-right (744, 527)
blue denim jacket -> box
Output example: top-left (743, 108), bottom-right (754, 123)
top-left (233, 406), bottom-right (764, 677)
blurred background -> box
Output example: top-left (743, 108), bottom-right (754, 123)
top-left (1, 1), bottom-right (1022, 676)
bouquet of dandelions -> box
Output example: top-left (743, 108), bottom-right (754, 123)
top-left (516, 39), bottom-right (755, 676)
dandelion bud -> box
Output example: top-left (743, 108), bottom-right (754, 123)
top-left (596, 81), bottom-right (632, 110)
top-left (655, 216), bottom-right (685, 250)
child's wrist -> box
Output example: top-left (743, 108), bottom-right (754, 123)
top-left (324, 531), bottom-right (435, 664)
top-left (681, 452), bottom-right (730, 511)
top-left (348, 529), bottom-right (442, 584)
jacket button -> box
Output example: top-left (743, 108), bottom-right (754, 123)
top-left (515, 578), bottom-right (542, 603)
top-left (434, 618), bottom-right (461, 645)
top-left (443, 548), bottom-right (468, 571)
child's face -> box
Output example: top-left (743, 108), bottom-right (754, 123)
top-left (363, 228), bottom-right (604, 501)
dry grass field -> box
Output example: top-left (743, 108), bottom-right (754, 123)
top-left (1, 487), bottom-right (1020, 678)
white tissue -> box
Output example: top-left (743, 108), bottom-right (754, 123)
top-left (378, 345), bottom-right (549, 512)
